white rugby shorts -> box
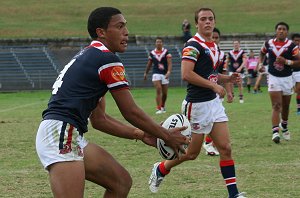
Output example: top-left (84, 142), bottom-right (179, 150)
top-left (152, 73), bottom-right (169, 85)
top-left (181, 97), bottom-right (228, 135)
top-left (293, 71), bottom-right (300, 83)
top-left (36, 119), bottom-right (88, 169)
top-left (268, 74), bottom-right (294, 95)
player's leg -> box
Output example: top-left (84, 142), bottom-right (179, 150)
top-left (295, 82), bottom-right (300, 114)
top-left (48, 161), bottom-right (85, 198)
top-left (203, 134), bottom-right (219, 156)
top-left (152, 74), bottom-right (163, 113)
top-left (211, 122), bottom-right (244, 198)
top-left (246, 70), bottom-right (251, 93)
top-left (36, 120), bottom-right (87, 197)
top-left (280, 95), bottom-right (291, 140)
top-left (153, 80), bottom-right (163, 113)
top-left (161, 78), bottom-right (169, 112)
top-left (238, 77), bottom-right (244, 103)
top-left (149, 99), bottom-right (208, 193)
top-left (84, 143), bottom-right (132, 197)
top-left (149, 132), bottom-right (204, 193)
top-left (269, 91), bottom-right (282, 143)
top-left (253, 73), bottom-right (262, 93)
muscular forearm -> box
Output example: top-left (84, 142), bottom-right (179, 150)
top-left (91, 113), bottom-right (145, 140)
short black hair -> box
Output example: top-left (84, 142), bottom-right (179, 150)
top-left (291, 33), bottom-right (300, 40)
top-left (213, 28), bottom-right (220, 36)
top-left (195, 8), bottom-right (215, 23)
top-left (87, 7), bottom-right (122, 39)
top-left (156, 37), bottom-right (163, 41)
top-left (275, 22), bottom-right (289, 31)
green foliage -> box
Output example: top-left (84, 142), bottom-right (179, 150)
top-left (0, 0), bottom-right (299, 39)
top-left (1, 87), bottom-right (300, 197)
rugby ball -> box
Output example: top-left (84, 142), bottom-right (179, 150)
top-left (157, 114), bottom-right (191, 160)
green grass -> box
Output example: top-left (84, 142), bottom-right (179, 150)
top-left (1, 87), bottom-right (300, 197)
top-left (1, 0), bottom-right (299, 39)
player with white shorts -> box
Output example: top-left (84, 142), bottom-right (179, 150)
top-left (36, 120), bottom-right (88, 169)
top-left (268, 74), bottom-right (294, 95)
top-left (182, 97), bottom-right (228, 135)
top-left (152, 73), bottom-right (169, 85)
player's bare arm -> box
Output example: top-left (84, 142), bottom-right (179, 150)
top-left (89, 97), bottom-right (159, 146)
top-left (165, 57), bottom-right (172, 79)
top-left (276, 53), bottom-right (300, 67)
top-left (144, 59), bottom-right (153, 80)
top-left (110, 88), bottom-right (189, 155)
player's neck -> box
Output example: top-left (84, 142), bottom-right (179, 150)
top-left (199, 32), bottom-right (213, 42)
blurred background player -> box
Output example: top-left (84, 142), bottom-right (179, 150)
top-left (226, 40), bottom-right (247, 103)
top-left (148, 8), bottom-right (246, 198)
top-left (253, 53), bottom-right (268, 93)
top-left (291, 33), bottom-right (300, 114)
top-left (260, 22), bottom-right (300, 143)
top-left (144, 37), bottom-right (172, 114)
top-left (245, 50), bottom-right (259, 93)
top-left (203, 27), bottom-right (233, 156)
top-left (182, 19), bottom-right (192, 44)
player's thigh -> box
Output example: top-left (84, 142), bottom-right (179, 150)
top-left (269, 91), bottom-right (282, 106)
top-left (186, 133), bottom-right (204, 157)
top-left (83, 143), bottom-right (131, 189)
top-left (49, 161), bottom-right (85, 198)
top-left (210, 122), bottom-right (230, 149)
top-left (295, 82), bottom-right (300, 93)
top-left (161, 84), bottom-right (168, 95)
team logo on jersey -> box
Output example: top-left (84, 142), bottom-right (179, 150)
top-left (111, 66), bottom-right (126, 81)
top-left (192, 123), bottom-right (200, 130)
top-left (182, 48), bottom-right (198, 59)
top-left (208, 74), bottom-right (218, 84)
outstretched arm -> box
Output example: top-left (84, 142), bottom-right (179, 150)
top-left (90, 97), bottom-right (156, 147)
top-left (110, 89), bottom-right (189, 156)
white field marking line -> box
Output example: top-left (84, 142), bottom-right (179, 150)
top-left (0, 101), bottom-right (46, 113)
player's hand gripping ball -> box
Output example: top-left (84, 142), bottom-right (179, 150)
top-left (157, 114), bottom-right (191, 160)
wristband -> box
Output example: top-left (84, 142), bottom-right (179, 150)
top-left (285, 59), bottom-right (294, 66)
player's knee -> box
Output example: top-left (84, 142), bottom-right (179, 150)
top-left (272, 103), bottom-right (282, 111)
top-left (218, 143), bottom-right (232, 158)
top-left (185, 152), bottom-right (199, 160)
top-left (114, 170), bottom-right (132, 195)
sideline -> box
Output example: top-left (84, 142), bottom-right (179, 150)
top-left (0, 101), bottom-right (46, 113)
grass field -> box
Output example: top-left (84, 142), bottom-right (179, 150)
top-left (1, 87), bottom-right (300, 197)
top-left (1, 0), bottom-right (300, 39)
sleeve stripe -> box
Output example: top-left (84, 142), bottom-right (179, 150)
top-left (98, 62), bottom-right (123, 73)
top-left (107, 81), bottom-right (129, 88)
top-left (182, 56), bottom-right (197, 62)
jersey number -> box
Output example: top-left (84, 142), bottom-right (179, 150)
top-left (52, 59), bottom-right (76, 94)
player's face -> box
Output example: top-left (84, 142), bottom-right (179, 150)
top-left (275, 25), bottom-right (288, 41)
top-left (233, 41), bottom-right (240, 50)
top-left (103, 14), bottom-right (129, 53)
top-left (155, 39), bottom-right (163, 50)
top-left (212, 32), bottom-right (220, 44)
top-left (196, 10), bottom-right (215, 37)
top-left (293, 37), bottom-right (300, 47)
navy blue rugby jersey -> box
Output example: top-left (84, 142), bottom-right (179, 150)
top-left (149, 48), bottom-right (172, 74)
top-left (182, 33), bottom-right (220, 103)
top-left (227, 49), bottom-right (246, 73)
top-left (261, 38), bottom-right (299, 77)
top-left (43, 41), bottom-right (129, 133)
top-left (217, 49), bottom-right (227, 74)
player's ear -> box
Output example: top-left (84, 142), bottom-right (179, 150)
top-left (96, 28), bottom-right (105, 39)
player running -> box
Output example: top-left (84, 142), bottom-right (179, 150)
top-left (148, 8), bottom-right (246, 198)
top-left (259, 22), bottom-right (300, 143)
